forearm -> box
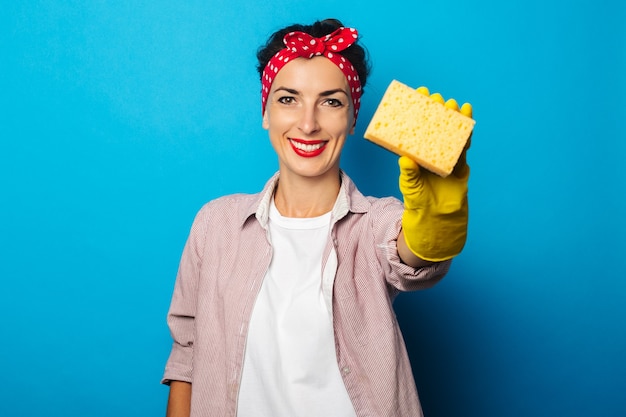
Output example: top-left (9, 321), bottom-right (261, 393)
top-left (166, 381), bottom-right (192, 417)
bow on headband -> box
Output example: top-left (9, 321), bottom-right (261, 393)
top-left (261, 27), bottom-right (362, 121)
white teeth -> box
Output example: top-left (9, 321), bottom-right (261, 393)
top-left (291, 140), bottom-right (324, 152)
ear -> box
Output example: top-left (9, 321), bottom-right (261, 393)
top-left (262, 110), bottom-right (269, 130)
top-left (349, 119), bottom-right (356, 135)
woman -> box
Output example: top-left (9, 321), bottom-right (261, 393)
top-left (163, 18), bottom-right (472, 417)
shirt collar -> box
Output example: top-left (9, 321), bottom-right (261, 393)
top-left (240, 171), bottom-right (370, 229)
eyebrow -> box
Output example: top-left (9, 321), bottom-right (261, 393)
top-left (274, 86), bottom-right (350, 97)
top-left (319, 88), bottom-right (350, 97)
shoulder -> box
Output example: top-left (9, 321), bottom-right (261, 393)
top-left (189, 172), bottom-right (279, 233)
top-left (195, 193), bottom-right (260, 223)
top-left (365, 195), bottom-right (403, 210)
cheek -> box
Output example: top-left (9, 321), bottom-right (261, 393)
top-left (329, 113), bottom-right (353, 136)
top-left (263, 106), bottom-right (298, 131)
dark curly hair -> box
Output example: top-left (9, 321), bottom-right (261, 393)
top-left (256, 18), bottom-right (371, 91)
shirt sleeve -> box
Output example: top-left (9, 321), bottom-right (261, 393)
top-left (372, 196), bottom-right (452, 292)
top-left (161, 205), bottom-right (209, 385)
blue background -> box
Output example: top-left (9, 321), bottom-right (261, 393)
top-left (2, 1), bottom-right (625, 416)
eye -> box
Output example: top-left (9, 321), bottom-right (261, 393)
top-left (324, 98), bottom-right (344, 107)
top-left (277, 96), bottom-right (296, 105)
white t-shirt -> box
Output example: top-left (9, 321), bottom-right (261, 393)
top-left (237, 200), bottom-right (356, 417)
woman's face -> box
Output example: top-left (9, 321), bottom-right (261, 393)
top-left (263, 56), bottom-right (354, 181)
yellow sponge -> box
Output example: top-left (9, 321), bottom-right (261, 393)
top-left (364, 80), bottom-right (475, 177)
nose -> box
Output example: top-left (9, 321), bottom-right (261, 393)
top-left (297, 103), bottom-right (321, 135)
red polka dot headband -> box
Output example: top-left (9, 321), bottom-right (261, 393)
top-left (261, 27), bottom-right (362, 121)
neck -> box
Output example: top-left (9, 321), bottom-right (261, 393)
top-left (274, 171), bottom-right (341, 218)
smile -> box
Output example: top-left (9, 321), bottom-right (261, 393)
top-left (289, 139), bottom-right (327, 157)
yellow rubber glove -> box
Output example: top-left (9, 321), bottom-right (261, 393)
top-left (400, 88), bottom-right (473, 262)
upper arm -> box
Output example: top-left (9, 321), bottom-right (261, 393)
top-left (163, 206), bottom-right (209, 383)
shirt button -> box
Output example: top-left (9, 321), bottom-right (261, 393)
top-left (342, 366), bottom-right (351, 375)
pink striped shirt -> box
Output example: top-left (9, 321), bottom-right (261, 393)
top-left (162, 172), bottom-right (451, 416)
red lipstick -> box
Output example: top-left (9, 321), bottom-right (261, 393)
top-left (289, 139), bottom-right (327, 158)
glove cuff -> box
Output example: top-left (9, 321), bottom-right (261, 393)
top-left (402, 209), bottom-right (468, 262)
